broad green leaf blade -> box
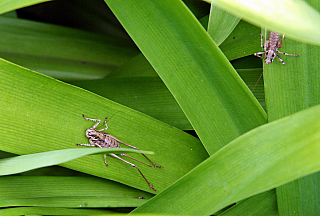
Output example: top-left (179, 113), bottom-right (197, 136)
top-left (206, 0), bottom-right (320, 46)
top-left (0, 58), bottom-right (208, 193)
top-left (104, 0), bottom-right (267, 155)
top-left (0, 16), bottom-right (138, 81)
top-left (207, 4), bottom-right (240, 46)
top-left (72, 69), bottom-right (266, 130)
top-left (0, 0), bottom-right (50, 15)
top-left (1, 176), bottom-right (152, 207)
top-left (71, 77), bottom-right (193, 130)
top-left (0, 148), bottom-right (151, 176)
top-left (132, 104), bottom-right (320, 215)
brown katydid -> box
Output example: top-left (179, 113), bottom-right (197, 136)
top-left (252, 28), bottom-right (300, 91)
top-left (77, 114), bottom-right (161, 191)
top-left (254, 28), bottom-right (299, 64)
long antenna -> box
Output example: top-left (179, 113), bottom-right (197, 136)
top-left (252, 72), bottom-right (264, 92)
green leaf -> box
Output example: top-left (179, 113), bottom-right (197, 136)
top-left (0, 58), bottom-right (208, 193)
top-left (0, 176), bottom-right (152, 207)
top-left (0, 16), bottom-right (138, 81)
top-left (0, 0), bottom-right (50, 15)
top-left (0, 148), bottom-right (152, 176)
top-left (207, 4), bottom-right (240, 46)
top-left (132, 104), bottom-right (320, 215)
top-left (206, 0), bottom-right (320, 45)
top-left (220, 189), bottom-right (278, 216)
top-left (220, 20), bottom-right (261, 61)
top-left (71, 76), bottom-right (193, 130)
top-left (262, 1), bottom-right (320, 214)
top-left (0, 207), bottom-right (114, 216)
top-left (104, 0), bottom-right (267, 155)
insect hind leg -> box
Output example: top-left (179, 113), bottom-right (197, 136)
top-left (109, 153), bottom-right (156, 191)
top-left (114, 139), bottom-right (161, 168)
top-left (120, 153), bottom-right (152, 167)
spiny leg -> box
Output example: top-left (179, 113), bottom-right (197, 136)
top-left (116, 139), bottom-right (161, 168)
top-left (109, 153), bottom-right (156, 191)
top-left (120, 153), bottom-right (152, 167)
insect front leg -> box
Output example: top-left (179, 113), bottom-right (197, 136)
top-left (76, 143), bottom-right (95, 147)
top-left (260, 33), bottom-right (264, 48)
top-left (77, 138), bottom-right (104, 148)
top-left (82, 114), bottom-right (101, 129)
top-left (264, 28), bottom-right (268, 52)
top-left (254, 51), bottom-right (266, 59)
top-left (109, 153), bottom-right (156, 191)
top-left (97, 117), bottom-right (109, 132)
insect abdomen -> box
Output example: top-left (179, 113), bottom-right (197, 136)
top-left (103, 134), bottom-right (121, 148)
top-left (268, 32), bottom-right (280, 49)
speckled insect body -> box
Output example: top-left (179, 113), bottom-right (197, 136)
top-left (254, 28), bottom-right (299, 64)
top-left (77, 114), bottom-right (161, 191)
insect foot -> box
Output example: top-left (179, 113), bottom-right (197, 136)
top-left (76, 114), bottom-right (161, 191)
top-left (254, 28), bottom-right (299, 65)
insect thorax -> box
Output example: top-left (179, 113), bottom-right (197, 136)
top-left (86, 128), bottom-right (121, 148)
top-left (85, 128), bottom-right (100, 138)
top-left (265, 50), bottom-right (275, 64)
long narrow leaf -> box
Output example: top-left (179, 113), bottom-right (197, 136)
top-left (132, 104), bottom-right (320, 215)
top-left (207, 5), bottom-right (240, 46)
top-left (0, 207), bottom-right (114, 216)
top-left (0, 176), bottom-right (152, 208)
top-left (263, 0), bottom-right (320, 214)
top-left (0, 16), bottom-right (138, 80)
top-left (0, 0), bottom-right (50, 14)
top-left (104, 0), bottom-right (267, 154)
top-left (0, 148), bottom-right (151, 176)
